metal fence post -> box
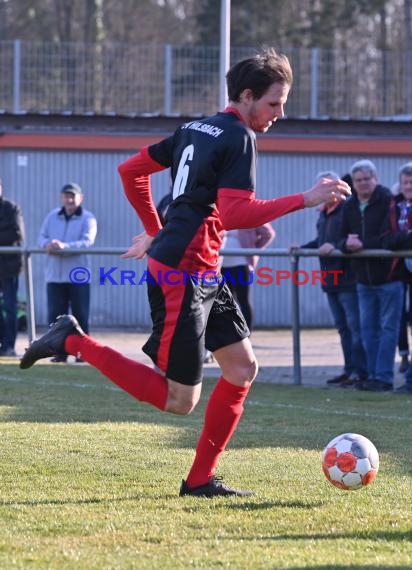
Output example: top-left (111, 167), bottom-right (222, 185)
top-left (164, 44), bottom-right (172, 116)
top-left (13, 39), bottom-right (21, 114)
top-left (219, 0), bottom-right (230, 110)
top-left (290, 253), bottom-right (301, 385)
top-left (22, 250), bottom-right (36, 343)
top-left (310, 47), bottom-right (319, 119)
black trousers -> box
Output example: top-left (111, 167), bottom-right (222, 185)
top-left (47, 282), bottom-right (90, 334)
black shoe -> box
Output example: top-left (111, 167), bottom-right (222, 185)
top-left (356, 379), bottom-right (392, 392)
top-left (326, 373), bottom-right (349, 385)
top-left (179, 476), bottom-right (254, 498)
top-left (20, 315), bottom-right (85, 370)
top-left (339, 376), bottom-right (363, 389)
top-left (339, 372), bottom-right (368, 387)
top-left (393, 383), bottom-right (412, 394)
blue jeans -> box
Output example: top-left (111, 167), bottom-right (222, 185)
top-left (357, 281), bottom-right (404, 384)
top-left (326, 290), bottom-right (367, 378)
top-left (0, 276), bottom-right (19, 351)
top-left (398, 282), bottom-right (412, 356)
top-left (47, 282), bottom-right (90, 333)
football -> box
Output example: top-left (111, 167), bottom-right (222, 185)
top-left (322, 433), bottom-right (379, 490)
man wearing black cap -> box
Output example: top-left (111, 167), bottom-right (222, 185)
top-left (38, 183), bottom-right (97, 362)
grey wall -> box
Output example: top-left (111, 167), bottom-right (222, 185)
top-left (0, 147), bottom-right (406, 328)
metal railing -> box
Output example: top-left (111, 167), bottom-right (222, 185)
top-left (1, 40), bottom-right (411, 118)
top-left (1, 246), bottom-right (410, 384)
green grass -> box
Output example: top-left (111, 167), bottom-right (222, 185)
top-left (0, 363), bottom-right (411, 569)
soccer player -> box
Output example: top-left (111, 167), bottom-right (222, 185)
top-left (20, 48), bottom-right (350, 497)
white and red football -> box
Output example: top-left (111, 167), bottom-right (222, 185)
top-left (322, 433), bottom-right (379, 490)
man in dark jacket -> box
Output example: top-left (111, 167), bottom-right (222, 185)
top-left (381, 161), bottom-right (412, 393)
top-left (301, 171), bottom-right (367, 386)
top-left (338, 159), bottom-right (403, 392)
top-left (0, 179), bottom-right (25, 356)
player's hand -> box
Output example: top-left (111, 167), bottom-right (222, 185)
top-left (303, 178), bottom-right (351, 208)
top-left (121, 232), bottom-right (154, 260)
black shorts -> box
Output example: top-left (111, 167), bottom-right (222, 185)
top-left (142, 258), bottom-right (250, 385)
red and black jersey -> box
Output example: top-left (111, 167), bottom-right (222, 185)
top-left (147, 110), bottom-right (257, 273)
top-left (118, 109), bottom-right (304, 275)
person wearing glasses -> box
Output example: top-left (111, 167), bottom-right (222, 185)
top-left (338, 159), bottom-right (402, 392)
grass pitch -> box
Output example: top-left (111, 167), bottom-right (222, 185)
top-left (0, 362), bottom-right (411, 569)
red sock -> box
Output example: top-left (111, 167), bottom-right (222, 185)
top-left (65, 335), bottom-right (168, 410)
top-left (186, 376), bottom-right (250, 488)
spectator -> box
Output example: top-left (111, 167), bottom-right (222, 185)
top-left (299, 171), bottom-right (367, 387)
top-left (389, 175), bottom-right (411, 371)
top-left (338, 159), bottom-right (403, 392)
top-left (38, 183), bottom-right (97, 362)
top-left (381, 162), bottom-right (412, 393)
top-left (221, 224), bottom-right (275, 330)
top-left (0, 178), bottom-right (25, 357)
top-left (397, 286), bottom-right (411, 373)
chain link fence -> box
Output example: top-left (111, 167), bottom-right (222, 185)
top-left (0, 40), bottom-right (411, 118)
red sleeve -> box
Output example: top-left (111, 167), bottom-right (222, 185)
top-left (117, 147), bottom-right (166, 237)
top-left (217, 188), bottom-right (305, 230)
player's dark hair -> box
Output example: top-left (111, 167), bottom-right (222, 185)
top-left (226, 47), bottom-right (293, 102)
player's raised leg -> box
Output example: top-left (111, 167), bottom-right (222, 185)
top-left (19, 314), bottom-right (198, 413)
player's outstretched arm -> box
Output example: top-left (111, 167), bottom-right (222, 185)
top-left (217, 179), bottom-right (351, 230)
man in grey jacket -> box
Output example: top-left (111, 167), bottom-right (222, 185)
top-left (39, 183), bottom-right (97, 362)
